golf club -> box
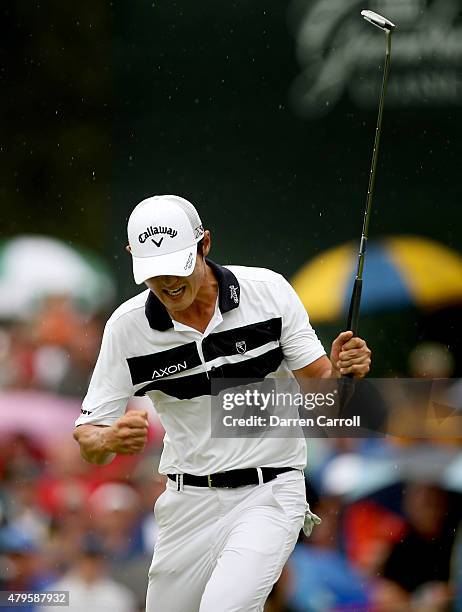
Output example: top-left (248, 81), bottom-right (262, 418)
top-left (346, 10), bottom-right (396, 340)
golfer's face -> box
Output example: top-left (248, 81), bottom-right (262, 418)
top-left (145, 254), bottom-right (205, 313)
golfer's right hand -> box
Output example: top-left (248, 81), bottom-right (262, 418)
top-left (105, 409), bottom-right (149, 455)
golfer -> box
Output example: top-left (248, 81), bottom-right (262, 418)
top-left (74, 195), bottom-right (371, 611)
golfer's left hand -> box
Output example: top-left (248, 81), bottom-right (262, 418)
top-left (330, 331), bottom-right (371, 378)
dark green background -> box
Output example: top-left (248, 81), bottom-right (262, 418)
top-left (2, 1), bottom-right (461, 373)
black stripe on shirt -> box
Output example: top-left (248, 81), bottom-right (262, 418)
top-left (127, 342), bottom-right (201, 386)
top-left (202, 317), bottom-right (282, 362)
top-left (134, 347), bottom-right (284, 399)
top-left (211, 346), bottom-right (283, 380)
top-left (127, 318), bottom-right (281, 386)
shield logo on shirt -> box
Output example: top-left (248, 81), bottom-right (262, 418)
top-left (236, 341), bottom-right (246, 355)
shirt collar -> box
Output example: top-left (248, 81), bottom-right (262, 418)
top-left (145, 259), bottom-right (240, 331)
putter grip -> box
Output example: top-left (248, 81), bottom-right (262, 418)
top-left (344, 278), bottom-right (362, 380)
top-left (347, 277), bottom-right (362, 338)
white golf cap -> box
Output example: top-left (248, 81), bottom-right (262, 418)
top-left (127, 195), bottom-right (204, 284)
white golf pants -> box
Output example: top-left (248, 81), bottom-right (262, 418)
top-left (145, 469), bottom-right (306, 612)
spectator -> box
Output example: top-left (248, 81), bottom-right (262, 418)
top-left (130, 455), bottom-right (166, 555)
top-left (376, 483), bottom-right (454, 608)
top-left (287, 498), bottom-right (371, 611)
top-left (408, 342), bottom-right (455, 379)
top-left (343, 499), bottom-right (406, 577)
top-left (88, 483), bottom-right (144, 566)
top-left (0, 526), bottom-right (54, 611)
top-left (42, 535), bottom-right (137, 612)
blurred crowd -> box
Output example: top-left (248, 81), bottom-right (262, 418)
top-left (266, 439), bottom-right (462, 612)
top-left (1, 431), bottom-right (462, 612)
top-left (0, 296), bottom-right (105, 397)
top-left (0, 296), bottom-right (461, 611)
top-left (0, 430), bottom-right (164, 611)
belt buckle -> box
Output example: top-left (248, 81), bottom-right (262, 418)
top-left (207, 474), bottom-right (213, 488)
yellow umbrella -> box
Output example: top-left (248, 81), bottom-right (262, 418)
top-left (291, 236), bottom-right (462, 323)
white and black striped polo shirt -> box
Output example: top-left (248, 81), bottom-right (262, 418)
top-left (76, 261), bottom-right (326, 475)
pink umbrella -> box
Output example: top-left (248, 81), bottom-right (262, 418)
top-left (0, 391), bottom-right (79, 443)
top-left (0, 391), bottom-right (164, 446)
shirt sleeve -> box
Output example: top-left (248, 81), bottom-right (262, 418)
top-left (75, 320), bottom-right (134, 427)
top-left (278, 274), bottom-right (326, 371)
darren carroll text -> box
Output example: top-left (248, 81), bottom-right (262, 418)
top-left (222, 415), bottom-right (361, 427)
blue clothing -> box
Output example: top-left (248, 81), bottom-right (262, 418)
top-left (288, 545), bottom-right (370, 611)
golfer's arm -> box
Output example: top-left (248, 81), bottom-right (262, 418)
top-left (73, 424), bottom-right (116, 466)
top-left (293, 354), bottom-right (339, 382)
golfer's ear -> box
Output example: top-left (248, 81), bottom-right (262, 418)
top-left (125, 244), bottom-right (132, 254)
top-left (202, 231), bottom-right (211, 257)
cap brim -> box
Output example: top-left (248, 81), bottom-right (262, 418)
top-left (132, 245), bottom-right (197, 284)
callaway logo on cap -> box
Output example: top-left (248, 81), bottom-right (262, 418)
top-left (127, 195), bottom-right (205, 284)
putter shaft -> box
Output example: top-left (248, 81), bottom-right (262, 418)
top-left (356, 30), bottom-right (392, 282)
top-left (347, 16), bottom-right (395, 337)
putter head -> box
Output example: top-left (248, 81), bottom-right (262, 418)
top-left (361, 10), bottom-right (396, 31)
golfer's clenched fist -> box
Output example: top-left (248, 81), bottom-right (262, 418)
top-left (73, 409), bottom-right (149, 464)
top-left (105, 410), bottom-right (149, 454)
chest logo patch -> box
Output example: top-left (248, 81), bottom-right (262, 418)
top-left (236, 341), bottom-right (247, 355)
